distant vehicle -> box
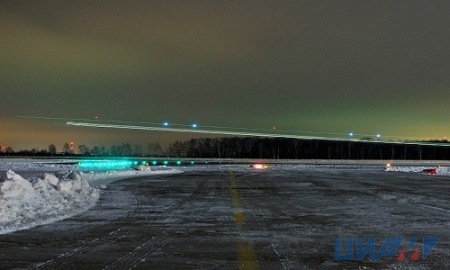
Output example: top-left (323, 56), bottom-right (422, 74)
top-left (250, 164), bottom-right (269, 169)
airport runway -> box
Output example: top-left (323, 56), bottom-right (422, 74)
top-left (0, 166), bottom-right (449, 269)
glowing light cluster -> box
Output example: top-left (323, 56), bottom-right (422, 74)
top-left (77, 160), bottom-right (193, 169)
top-left (252, 164), bottom-right (269, 169)
top-left (78, 160), bottom-right (139, 170)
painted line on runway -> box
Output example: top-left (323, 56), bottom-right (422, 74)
top-left (230, 172), bottom-right (245, 224)
top-left (230, 172), bottom-right (260, 270)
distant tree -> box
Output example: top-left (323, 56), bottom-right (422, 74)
top-left (78, 145), bottom-right (90, 155)
top-left (63, 142), bottom-right (70, 153)
top-left (243, 138), bottom-right (255, 157)
top-left (290, 140), bottom-right (301, 159)
top-left (134, 145), bottom-right (143, 156)
top-left (91, 146), bottom-right (101, 156)
top-left (48, 144), bottom-right (57, 155)
top-left (100, 146), bottom-right (108, 155)
top-left (167, 141), bottom-right (187, 157)
top-left (110, 144), bottom-right (119, 156)
top-left (194, 137), bottom-right (450, 160)
top-left (121, 143), bottom-right (132, 156)
top-left (90, 145), bottom-right (108, 156)
top-left (5, 146), bottom-right (13, 154)
top-left (110, 143), bottom-right (132, 156)
top-left (214, 138), bottom-right (222, 158)
top-left (148, 142), bottom-right (163, 156)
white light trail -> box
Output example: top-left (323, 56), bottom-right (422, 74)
top-left (66, 121), bottom-right (450, 147)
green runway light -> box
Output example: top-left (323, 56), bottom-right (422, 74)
top-left (78, 160), bottom-right (134, 170)
top-left (152, 161), bottom-right (158, 165)
top-left (190, 161), bottom-right (195, 165)
top-left (176, 161), bottom-right (182, 165)
top-left (163, 160), bottom-right (169, 165)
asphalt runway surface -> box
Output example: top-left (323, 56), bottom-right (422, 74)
top-left (0, 166), bottom-right (449, 269)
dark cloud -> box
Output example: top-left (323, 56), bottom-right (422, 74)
top-left (1, 0), bottom-right (450, 150)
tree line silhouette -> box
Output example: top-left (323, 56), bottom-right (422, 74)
top-left (165, 137), bottom-right (450, 160)
top-left (2, 137), bottom-right (449, 160)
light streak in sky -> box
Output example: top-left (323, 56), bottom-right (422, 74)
top-left (19, 115), bottom-right (450, 146)
top-left (19, 115), bottom-right (419, 140)
top-left (65, 121), bottom-right (450, 147)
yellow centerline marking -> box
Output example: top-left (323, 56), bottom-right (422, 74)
top-left (230, 172), bottom-right (246, 224)
top-left (229, 172), bottom-right (260, 270)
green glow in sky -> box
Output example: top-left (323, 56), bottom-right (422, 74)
top-left (1, 1), bottom-right (450, 150)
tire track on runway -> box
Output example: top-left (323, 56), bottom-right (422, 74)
top-left (237, 172), bottom-right (308, 270)
top-left (34, 173), bottom-right (220, 269)
top-left (34, 187), bottom-right (142, 269)
top-left (103, 177), bottom-right (218, 270)
top-left (34, 177), bottom-right (178, 269)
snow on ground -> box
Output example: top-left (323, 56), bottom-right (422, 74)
top-left (80, 166), bottom-right (183, 188)
top-left (207, 162), bottom-right (450, 175)
top-left (0, 158), bottom-right (448, 235)
top-left (0, 159), bottom-right (183, 234)
top-left (0, 170), bottom-right (99, 234)
top-left (385, 165), bottom-right (450, 175)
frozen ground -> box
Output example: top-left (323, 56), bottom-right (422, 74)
top-left (0, 158), bottom-right (449, 269)
top-left (0, 159), bottom-right (182, 234)
top-left (0, 158), bottom-right (448, 235)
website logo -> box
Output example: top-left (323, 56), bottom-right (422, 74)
top-left (335, 238), bottom-right (439, 261)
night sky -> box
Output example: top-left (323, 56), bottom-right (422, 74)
top-left (2, 1), bottom-right (450, 151)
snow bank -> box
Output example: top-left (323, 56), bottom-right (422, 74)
top-left (0, 170), bottom-right (99, 234)
top-left (0, 162), bottom-right (183, 234)
top-left (385, 166), bottom-right (450, 175)
top-left (0, 159), bottom-right (78, 172)
top-left (80, 167), bottom-right (183, 188)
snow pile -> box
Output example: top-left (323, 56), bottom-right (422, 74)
top-left (0, 170), bottom-right (99, 234)
top-left (80, 167), bottom-right (183, 188)
top-left (0, 166), bottom-right (183, 234)
top-left (385, 166), bottom-right (450, 175)
top-left (0, 158), bottom-right (185, 234)
top-left (0, 159), bottom-right (78, 172)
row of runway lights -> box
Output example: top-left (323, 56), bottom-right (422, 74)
top-left (77, 160), bottom-right (268, 170)
top-left (78, 160), bottom-right (201, 169)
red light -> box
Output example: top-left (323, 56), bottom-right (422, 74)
top-left (423, 169), bottom-right (437, 175)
